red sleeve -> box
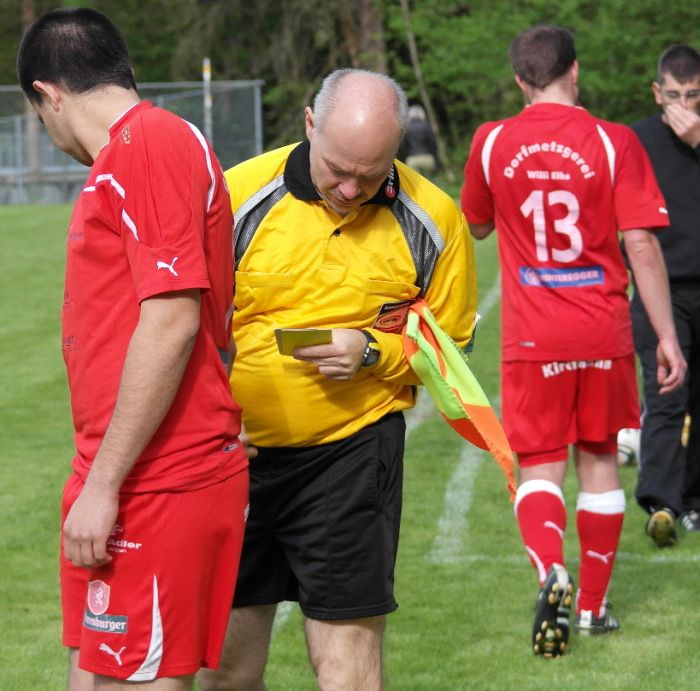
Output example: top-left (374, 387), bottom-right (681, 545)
top-left (461, 123), bottom-right (497, 225)
top-left (118, 113), bottom-right (213, 301)
top-left (610, 125), bottom-right (670, 232)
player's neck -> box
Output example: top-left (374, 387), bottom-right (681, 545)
top-left (74, 87), bottom-right (140, 164)
top-left (528, 85), bottom-right (577, 107)
top-left (522, 70), bottom-right (578, 108)
top-left (528, 95), bottom-right (577, 107)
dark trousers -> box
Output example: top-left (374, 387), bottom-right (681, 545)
top-left (632, 284), bottom-right (700, 515)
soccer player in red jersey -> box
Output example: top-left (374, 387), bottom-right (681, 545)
top-left (17, 8), bottom-right (248, 689)
top-left (462, 25), bottom-right (686, 656)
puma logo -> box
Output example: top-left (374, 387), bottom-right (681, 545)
top-left (99, 643), bottom-right (126, 666)
top-left (543, 520), bottom-right (564, 539)
top-left (156, 256), bottom-right (179, 276)
top-left (586, 550), bottom-right (614, 565)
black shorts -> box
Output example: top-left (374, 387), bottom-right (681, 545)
top-left (233, 412), bottom-right (405, 621)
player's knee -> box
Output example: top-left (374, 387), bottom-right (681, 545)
top-left (197, 663), bottom-right (267, 691)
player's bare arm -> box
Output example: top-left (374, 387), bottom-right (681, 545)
top-left (622, 229), bottom-right (687, 393)
top-left (664, 103), bottom-right (700, 148)
top-left (292, 328), bottom-right (368, 380)
top-left (469, 220), bottom-right (495, 239)
top-left (62, 289), bottom-right (201, 568)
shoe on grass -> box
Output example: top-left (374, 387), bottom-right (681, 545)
top-left (575, 606), bottom-right (620, 635)
top-left (645, 508), bottom-right (677, 547)
top-left (532, 564), bottom-right (574, 658)
top-left (680, 510), bottom-right (700, 532)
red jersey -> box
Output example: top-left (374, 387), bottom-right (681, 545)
top-left (63, 101), bottom-right (246, 492)
top-left (461, 103), bottom-right (669, 362)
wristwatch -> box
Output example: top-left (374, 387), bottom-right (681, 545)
top-left (360, 330), bottom-right (380, 368)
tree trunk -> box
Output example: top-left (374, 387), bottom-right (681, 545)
top-left (22, 0), bottom-right (41, 185)
top-left (358, 0), bottom-right (386, 73)
top-left (398, 0), bottom-right (453, 181)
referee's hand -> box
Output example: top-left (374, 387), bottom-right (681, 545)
top-left (293, 328), bottom-right (367, 380)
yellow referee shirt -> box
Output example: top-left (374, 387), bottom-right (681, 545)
top-left (227, 141), bottom-right (477, 447)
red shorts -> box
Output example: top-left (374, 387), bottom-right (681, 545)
top-left (502, 355), bottom-right (639, 466)
top-left (60, 469), bottom-right (248, 680)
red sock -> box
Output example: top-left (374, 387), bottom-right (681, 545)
top-left (576, 490), bottom-right (625, 615)
top-left (515, 480), bottom-right (567, 584)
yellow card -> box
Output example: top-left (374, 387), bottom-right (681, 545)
top-left (275, 328), bottom-right (333, 356)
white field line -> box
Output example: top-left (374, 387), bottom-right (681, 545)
top-left (427, 443), bottom-right (487, 564)
top-left (404, 387), bottom-right (436, 438)
top-left (476, 271), bottom-right (502, 320)
top-left (426, 274), bottom-right (502, 565)
top-left (271, 547), bottom-right (700, 633)
top-left (433, 551), bottom-right (700, 565)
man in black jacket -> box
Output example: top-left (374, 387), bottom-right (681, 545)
top-left (398, 104), bottom-right (438, 176)
top-left (632, 44), bottom-right (700, 546)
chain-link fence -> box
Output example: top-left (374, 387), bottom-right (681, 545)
top-left (0, 80), bottom-right (263, 204)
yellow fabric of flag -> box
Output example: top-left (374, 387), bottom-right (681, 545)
top-left (403, 299), bottom-right (516, 500)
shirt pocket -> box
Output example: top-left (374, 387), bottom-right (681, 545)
top-left (363, 279), bottom-right (419, 321)
top-left (234, 271), bottom-right (295, 317)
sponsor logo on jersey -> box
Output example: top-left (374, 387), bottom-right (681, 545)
top-left (372, 299), bottom-right (414, 333)
top-left (87, 579), bottom-right (110, 615)
top-left (503, 141), bottom-right (596, 180)
top-left (541, 359), bottom-right (612, 378)
top-left (67, 223), bottom-right (84, 242)
top-left (83, 610), bottom-right (128, 634)
top-left (519, 265), bottom-right (604, 288)
top-left (223, 442), bottom-right (239, 453)
top-left (106, 537), bottom-right (143, 554)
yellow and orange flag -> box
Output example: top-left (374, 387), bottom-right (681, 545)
top-left (403, 299), bottom-right (516, 500)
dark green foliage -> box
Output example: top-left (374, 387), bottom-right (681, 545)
top-left (3, 0), bottom-right (700, 161)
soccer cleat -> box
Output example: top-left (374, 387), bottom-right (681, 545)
top-left (645, 508), bottom-right (677, 547)
top-left (575, 606), bottom-right (620, 635)
top-left (681, 510), bottom-right (700, 532)
top-left (532, 564), bottom-right (574, 658)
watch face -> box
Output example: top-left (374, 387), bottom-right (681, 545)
top-left (362, 341), bottom-right (380, 368)
top-left (364, 350), bottom-right (380, 367)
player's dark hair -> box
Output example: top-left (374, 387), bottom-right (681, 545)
top-left (656, 45), bottom-right (700, 85)
top-left (17, 7), bottom-right (137, 104)
top-left (509, 24), bottom-right (576, 90)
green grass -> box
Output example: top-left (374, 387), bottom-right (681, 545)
top-left (0, 205), bottom-right (73, 689)
top-left (2, 206), bottom-right (699, 690)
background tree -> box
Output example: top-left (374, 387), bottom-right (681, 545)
top-left (3, 0), bottom-right (700, 171)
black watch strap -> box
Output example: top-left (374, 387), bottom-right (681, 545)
top-left (360, 330), bottom-right (380, 368)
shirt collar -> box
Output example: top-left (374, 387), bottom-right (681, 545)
top-left (108, 100), bottom-right (153, 138)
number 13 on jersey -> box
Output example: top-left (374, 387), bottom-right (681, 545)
top-left (520, 189), bottom-right (582, 263)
